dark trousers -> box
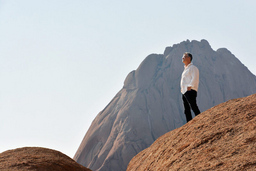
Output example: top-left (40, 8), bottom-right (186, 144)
top-left (182, 90), bottom-right (201, 122)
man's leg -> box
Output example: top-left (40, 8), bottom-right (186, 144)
top-left (184, 90), bottom-right (201, 116)
top-left (182, 94), bottom-right (192, 122)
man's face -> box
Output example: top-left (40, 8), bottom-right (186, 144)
top-left (182, 54), bottom-right (191, 65)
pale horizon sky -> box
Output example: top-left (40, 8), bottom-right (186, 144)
top-left (1, 0), bottom-right (256, 158)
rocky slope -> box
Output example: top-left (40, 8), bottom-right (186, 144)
top-left (74, 39), bottom-right (256, 171)
top-left (127, 93), bottom-right (256, 171)
top-left (0, 147), bottom-right (91, 171)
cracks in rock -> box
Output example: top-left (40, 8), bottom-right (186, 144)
top-left (193, 128), bottom-right (234, 149)
top-left (143, 89), bottom-right (156, 142)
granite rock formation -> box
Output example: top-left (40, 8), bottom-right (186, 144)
top-left (0, 147), bottom-right (91, 171)
top-left (127, 93), bottom-right (256, 171)
top-left (74, 39), bottom-right (256, 171)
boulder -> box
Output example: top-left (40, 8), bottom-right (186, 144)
top-left (0, 147), bottom-right (91, 171)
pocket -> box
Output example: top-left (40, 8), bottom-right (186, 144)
top-left (184, 90), bottom-right (190, 95)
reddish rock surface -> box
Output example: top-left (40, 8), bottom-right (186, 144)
top-left (127, 94), bottom-right (256, 171)
top-left (0, 147), bottom-right (91, 171)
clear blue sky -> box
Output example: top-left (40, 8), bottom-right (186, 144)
top-left (1, 0), bottom-right (255, 157)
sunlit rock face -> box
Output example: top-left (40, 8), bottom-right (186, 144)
top-left (127, 93), bottom-right (256, 171)
top-left (74, 39), bottom-right (256, 171)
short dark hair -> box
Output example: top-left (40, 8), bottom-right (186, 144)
top-left (184, 52), bottom-right (193, 61)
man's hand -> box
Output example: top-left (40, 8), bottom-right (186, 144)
top-left (187, 87), bottom-right (192, 91)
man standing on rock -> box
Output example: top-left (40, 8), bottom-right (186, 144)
top-left (180, 52), bottom-right (201, 122)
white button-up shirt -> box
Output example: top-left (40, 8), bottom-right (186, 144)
top-left (180, 63), bottom-right (199, 94)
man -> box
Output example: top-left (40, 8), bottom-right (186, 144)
top-left (180, 52), bottom-right (201, 123)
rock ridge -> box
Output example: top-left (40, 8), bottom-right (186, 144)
top-left (127, 93), bottom-right (256, 171)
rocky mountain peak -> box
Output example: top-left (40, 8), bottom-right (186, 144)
top-left (74, 39), bottom-right (256, 171)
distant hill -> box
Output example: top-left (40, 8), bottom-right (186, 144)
top-left (127, 93), bottom-right (256, 170)
top-left (0, 147), bottom-right (91, 171)
top-left (74, 39), bottom-right (256, 171)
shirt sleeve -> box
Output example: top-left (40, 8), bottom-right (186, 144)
top-left (187, 66), bottom-right (199, 88)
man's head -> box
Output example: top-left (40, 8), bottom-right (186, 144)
top-left (182, 52), bottom-right (193, 66)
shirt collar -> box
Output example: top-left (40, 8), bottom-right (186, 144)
top-left (184, 62), bottom-right (193, 69)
